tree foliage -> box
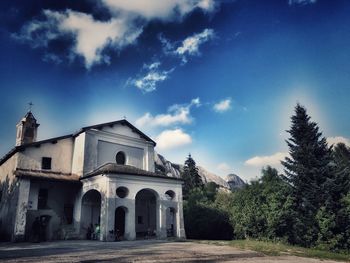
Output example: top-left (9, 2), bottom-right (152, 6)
top-left (230, 166), bottom-right (293, 241)
top-left (181, 154), bottom-right (203, 198)
top-left (181, 104), bottom-right (350, 251)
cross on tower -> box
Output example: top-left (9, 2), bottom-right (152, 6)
top-left (28, 102), bottom-right (34, 112)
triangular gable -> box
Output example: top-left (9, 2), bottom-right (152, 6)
top-left (76, 119), bottom-right (156, 146)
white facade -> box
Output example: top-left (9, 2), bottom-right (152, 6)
top-left (0, 113), bottom-right (185, 242)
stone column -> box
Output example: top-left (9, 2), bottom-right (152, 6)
top-left (177, 200), bottom-right (186, 239)
top-left (73, 190), bottom-right (83, 238)
top-left (99, 192), bottom-right (106, 241)
top-left (158, 200), bottom-right (167, 239)
top-left (13, 178), bottom-right (30, 242)
top-left (124, 199), bottom-right (136, 240)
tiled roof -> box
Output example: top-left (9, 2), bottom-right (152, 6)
top-left (82, 163), bottom-right (183, 181)
top-left (15, 168), bottom-right (81, 183)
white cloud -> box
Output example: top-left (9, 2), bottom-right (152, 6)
top-left (288, 0), bottom-right (317, 5)
top-left (213, 98), bottom-right (232, 112)
top-left (15, 1), bottom-right (216, 69)
top-left (136, 98), bottom-right (200, 128)
top-left (14, 10), bottom-right (142, 69)
top-left (245, 152), bottom-right (288, 167)
top-left (217, 162), bottom-right (232, 174)
top-left (128, 62), bottom-right (174, 92)
top-left (175, 28), bottom-right (214, 63)
top-left (156, 129), bottom-right (192, 150)
top-left (101, 0), bottom-right (215, 21)
top-left (327, 136), bottom-right (350, 147)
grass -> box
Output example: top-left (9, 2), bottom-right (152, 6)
top-left (195, 239), bottom-right (350, 262)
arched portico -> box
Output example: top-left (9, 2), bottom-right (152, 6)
top-left (135, 189), bottom-right (159, 238)
top-left (80, 189), bottom-right (101, 239)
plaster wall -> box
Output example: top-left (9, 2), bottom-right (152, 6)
top-left (97, 140), bottom-right (144, 169)
top-left (83, 127), bottom-right (155, 174)
top-left (100, 125), bottom-right (143, 140)
top-left (17, 138), bottom-right (74, 173)
top-left (72, 133), bottom-right (86, 176)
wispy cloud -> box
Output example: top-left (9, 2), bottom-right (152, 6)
top-left (14, 1), bottom-right (216, 69)
top-left (327, 136), bottom-right (350, 147)
top-left (101, 0), bottom-right (215, 21)
top-left (133, 28), bottom-right (215, 92)
top-left (136, 98), bottom-right (200, 128)
top-left (213, 98), bottom-right (232, 113)
top-left (245, 152), bottom-right (288, 167)
top-left (127, 62), bottom-right (174, 93)
top-left (156, 129), bottom-right (192, 150)
top-left (174, 28), bottom-right (215, 63)
top-left (288, 0), bottom-right (317, 6)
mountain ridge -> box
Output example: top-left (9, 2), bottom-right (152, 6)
top-left (154, 152), bottom-right (245, 190)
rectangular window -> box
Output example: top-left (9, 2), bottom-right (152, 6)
top-left (41, 157), bottom-right (52, 170)
top-left (38, 188), bottom-right (48, 209)
top-left (137, 216), bottom-right (143, 224)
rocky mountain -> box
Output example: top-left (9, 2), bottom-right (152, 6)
top-left (154, 152), bottom-right (245, 191)
top-left (225, 174), bottom-right (246, 190)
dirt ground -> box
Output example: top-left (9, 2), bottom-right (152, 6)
top-left (0, 239), bottom-right (345, 263)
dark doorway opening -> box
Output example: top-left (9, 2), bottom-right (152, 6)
top-left (114, 207), bottom-right (126, 240)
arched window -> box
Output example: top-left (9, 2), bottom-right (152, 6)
top-left (116, 151), bottom-right (126, 165)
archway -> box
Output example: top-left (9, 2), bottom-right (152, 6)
top-left (114, 206), bottom-right (126, 240)
top-left (135, 189), bottom-right (158, 238)
top-left (166, 207), bottom-right (176, 237)
top-left (81, 189), bottom-right (101, 240)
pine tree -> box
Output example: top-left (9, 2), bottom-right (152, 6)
top-left (181, 154), bottom-right (203, 198)
top-left (281, 104), bottom-right (334, 246)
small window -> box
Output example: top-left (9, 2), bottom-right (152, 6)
top-left (42, 157), bottom-right (52, 170)
top-left (116, 151), bottom-right (126, 165)
top-left (137, 216), bottom-right (143, 224)
top-left (38, 189), bottom-right (48, 209)
top-left (116, 187), bottom-right (128, 198)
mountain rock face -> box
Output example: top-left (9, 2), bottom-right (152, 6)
top-left (225, 174), bottom-right (246, 190)
top-left (154, 152), bottom-right (245, 191)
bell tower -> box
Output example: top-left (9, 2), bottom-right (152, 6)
top-left (16, 109), bottom-right (40, 146)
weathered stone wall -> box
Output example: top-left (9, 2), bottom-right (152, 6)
top-left (0, 154), bottom-right (19, 241)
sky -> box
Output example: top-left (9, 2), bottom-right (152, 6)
top-left (1, 0), bottom-right (350, 182)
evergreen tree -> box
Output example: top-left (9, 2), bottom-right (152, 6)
top-left (281, 104), bottom-right (334, 246)
top-left (181, 154), bottom-right (203, 198)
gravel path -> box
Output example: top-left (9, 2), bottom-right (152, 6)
top-left (0, 240), bottom-right (345, 263)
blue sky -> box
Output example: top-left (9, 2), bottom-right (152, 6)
top-left (1, 0), bottom-right (350, 181)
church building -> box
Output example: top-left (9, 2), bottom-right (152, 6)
top-left (0, 111), bottom-right (185, 242)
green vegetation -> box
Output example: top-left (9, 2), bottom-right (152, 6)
top-left (196, 239), bottom-right (350, 262)
top-left (182, 104), bottom-right (350, 256)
